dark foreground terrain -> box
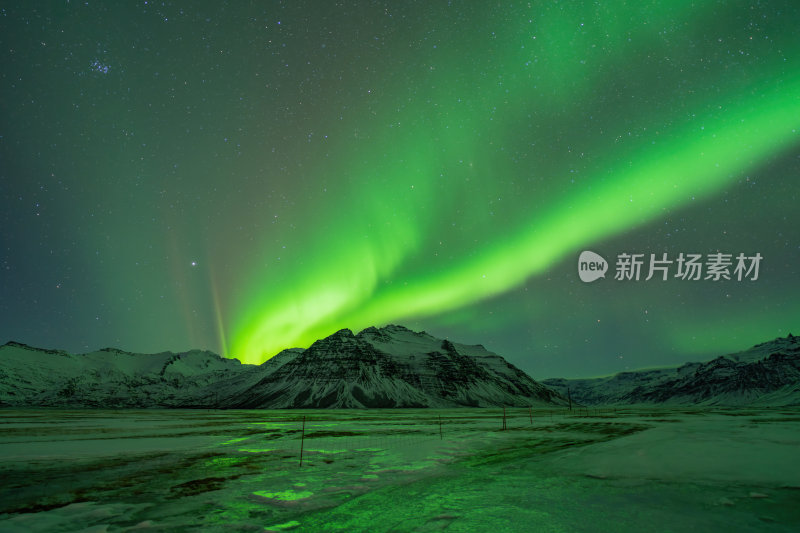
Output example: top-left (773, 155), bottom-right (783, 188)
top-left (0, 408), bottom-right (798, 531)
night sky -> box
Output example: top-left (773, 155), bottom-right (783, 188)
top-left (1, 1), bottom-right (798, 379)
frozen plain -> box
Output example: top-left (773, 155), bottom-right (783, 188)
top-left (0, 408), bottom-right (798, 532)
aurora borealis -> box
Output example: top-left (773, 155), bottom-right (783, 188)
top-left (1, 1), bottom-right (798, 378)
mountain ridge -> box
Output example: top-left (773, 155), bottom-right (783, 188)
top-left (542, 333), bottom-right (800, 406)
top-left (4, 330), bottom-right (798, 408)
top-left (0, 325), bottom-right (565, 409)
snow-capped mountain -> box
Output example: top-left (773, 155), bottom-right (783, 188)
top-left (231, 325), bottom-right (564, 408)
top-left (0, 325), bottom-right (566, 408)
top-left (0, 342), bottom-right (264, 408)
top-left (542, 334), bottom-right (800, 406)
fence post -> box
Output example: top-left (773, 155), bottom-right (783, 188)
top-left (502, 406), bottom-right (507, 430)
top-left (299, 415), bottom-right (306, 467)
top-left (529, 406), bottom-right (533, 425)
top-left (439, 415), bottom-right (443, 440)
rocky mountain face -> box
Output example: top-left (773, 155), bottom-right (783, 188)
top-left (542, 334), bottom-right (800, 406)
top-left (0, 325), bottom-right (566, 408)
top-left (231, 325), bottom-right (565, 408)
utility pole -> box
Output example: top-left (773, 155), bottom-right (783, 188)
top-left (299, 416), bottom-right (306, 467)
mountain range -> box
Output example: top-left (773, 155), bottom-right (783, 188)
top-left (2, 327), bottom-right (798, 408)
top-left (0, 325), bottom-right (566, 408)
top-left (542, 333), bottom-right (800, 406)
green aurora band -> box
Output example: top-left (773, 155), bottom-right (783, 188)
top-left (226, 3), bottom-right (800, 363)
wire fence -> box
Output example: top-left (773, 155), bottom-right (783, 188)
top-left (214, 406), bottom-right (626, 467)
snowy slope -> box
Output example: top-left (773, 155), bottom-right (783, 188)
top-left (0, 326), bottom-right (566, 408)
top-left (0, 342), bottom-right (265, 408)
top-left (724, 333), bottom-right (800, 363)
top-left (542, 333), bottom-right (800, 406)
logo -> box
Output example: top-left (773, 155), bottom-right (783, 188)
top-left (578, 251), bottom-right (608, 282)
top-left (577, 250), bottom-right (762, 282)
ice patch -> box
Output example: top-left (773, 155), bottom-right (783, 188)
top-left (254, 490), bottom-right (314, 501)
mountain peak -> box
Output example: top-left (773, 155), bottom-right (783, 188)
top-left (99, 347), bottom-right (136, 355)
top-left (357, 324), bottom-right (429, 343)
top-left (2, 341), bottom-right (69, 356)
top-left (382, 324), bottom-right (412, 332)
top-left (4, 341), bottom-right (30, 348)
top-left (306, 328), bottom-right (359, 351)
top-left (376, 324), bottom-right (435, 338)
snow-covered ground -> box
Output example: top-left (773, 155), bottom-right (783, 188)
top-left (0, 408), bottom-right (798, 532)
